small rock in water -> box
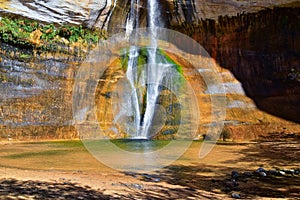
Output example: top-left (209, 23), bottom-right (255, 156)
top-left (133, 183), bottom-right (143, 190)
top-left (259, 171), bottom-right (267, 177)
top-left (294, 170), bottom-right (299, 175)
top-left (143, 174), bottom-right (152, 179)
top-left (231, 171), bottom-right (239, 179)
top-left (279, 171), bottom-right (286, 176)
top-left (231, 193), bottom-right (241, 199)
top-left (153, 178), bottom-right (160, 182)
top-left (256, 167), bottom-right (266, 173)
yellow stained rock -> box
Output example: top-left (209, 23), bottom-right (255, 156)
top-left (29, 29), bottom-right (42, 46)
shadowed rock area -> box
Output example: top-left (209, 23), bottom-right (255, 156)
top-left (171, 4), bottom-right (300, 123)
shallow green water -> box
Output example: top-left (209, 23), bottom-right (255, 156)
top-left (110, 139), bottom-right (172, 152)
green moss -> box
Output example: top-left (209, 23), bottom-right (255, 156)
top-left (19, 54), bottom-right (31, 59)
top-left (0, 17), bottom-right (32, 47)
top-left (41, 24), bottom-right (57, 41)
top-left (120, 49), bottom-right (129, 71)
top-left (0, 16), bottom-right (107, 51)
top-left (137, 48), bottom-right (147, 65)
top-left (121, 47), bottom-right (184, 76)
top-left (158, 49), bottom-right (184, 76)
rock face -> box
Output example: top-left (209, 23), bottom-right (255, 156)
top-left (0, 0), bottom-right (111, 28)
top-left (107, 0), bottom-right (300, 124)
top-left (173, 5), bottom-right (300, 124)
top-left (0, 42), bottom-right (79, 140)
top-left (2, 0), bottom-right (297, 31)
top-left (166, 0), bottom-right (300, 23)
top-left (107, 1), bottom-right (300, 139)
top-left (107, 0), bottom-right (300, 34)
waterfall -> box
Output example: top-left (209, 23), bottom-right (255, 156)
top-left (141, 0), bottom-right (167, 138)
top-left (122, 0), bottom-right (170, 139)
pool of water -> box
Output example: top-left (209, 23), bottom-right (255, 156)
top-left (110, 139), bottom-right (171, 152)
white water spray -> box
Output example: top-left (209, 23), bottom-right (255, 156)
top-left (122, 0), bottom-right (171, 139)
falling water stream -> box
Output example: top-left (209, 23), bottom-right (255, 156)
top-left (123, 0), bottom-right (170, 139)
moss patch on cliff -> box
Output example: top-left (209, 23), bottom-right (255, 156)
top-left (0, 16), bottom-right (107, 52)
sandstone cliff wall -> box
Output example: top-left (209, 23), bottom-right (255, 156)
top-left (0, 0), bottom-right (299, 141)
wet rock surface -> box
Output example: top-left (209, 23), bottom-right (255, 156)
top-left (0, 42), bottom-right (80, 140)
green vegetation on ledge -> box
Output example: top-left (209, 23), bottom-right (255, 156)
top-left (0, 16), bottom-right (107, 51)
